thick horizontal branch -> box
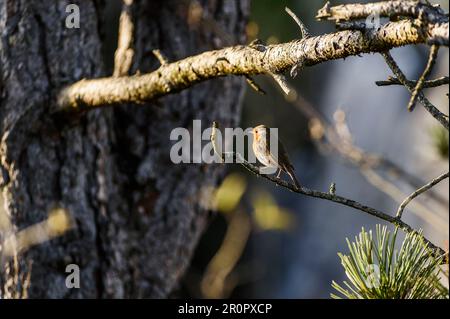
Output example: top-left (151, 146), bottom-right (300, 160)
top-left (316, 0), bottom-right (446, 23)
top-left (56, 18), bottom-right (449, 113)
top-left (226, 152), bottom-right (447, 261)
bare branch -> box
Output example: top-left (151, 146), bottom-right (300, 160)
top-left (270, 73), bottom-right (292, 96)
top-left (376, 75), bottom-right (449, 87)
top-left (245, 76), bottom-right (266, 95)
top-left (396, 172), bottom-right (449, 219)
top-left (152, 49), bottom-right (169, 66)
top-left (408, 45), bottom-right (440, 111)
top-left (263, 78), bottom-right (448, 230)
top-left (316, 0), bottom-right (446, 23)
top-left (381, 51), bottom-right (449, 130)
top-left (221, 151), bottom-right (447, 261)
top-left (332, 109), bottom-right (448, 232)
top-left (361, 168), bottom-right (447, 234)
top-left (113, 0), bottom-right (135, 77)
top-left (56, 18), bottom-right (449, 113)
top-left (283, 83), bottom-right (447, 203)
top-left (285, 7), bottom-right (310, 38)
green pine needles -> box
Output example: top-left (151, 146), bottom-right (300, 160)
top-left (332, 225), bottom-right (449, 299)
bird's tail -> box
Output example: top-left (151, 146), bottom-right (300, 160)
top-left (287, 170), bottom-right (301, 189)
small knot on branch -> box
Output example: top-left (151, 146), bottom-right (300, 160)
top-left (329, 182), bottom-right (336, 195)
top-left (316, 1), bottom-right (332, 20)
top-left (290, 59), bottom-right (304, 79)
top-left (336, 21), bottom-right (372, 32)
top-left (248, 39), bottom-right (267, 52)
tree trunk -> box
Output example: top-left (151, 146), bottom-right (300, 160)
top-left (0, 0), bottom-right (249, 298)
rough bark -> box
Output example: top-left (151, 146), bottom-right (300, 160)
top-left (0, 0), bottom-right (249, 298)
top-left (316, 0), bottom-right (446, 22)
top-left (56, 18), bottom-right (449, 112)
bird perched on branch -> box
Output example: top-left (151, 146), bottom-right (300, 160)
top-left (251, 124), bottom-right (301, 188)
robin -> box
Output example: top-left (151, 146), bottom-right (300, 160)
top-left (252, 124), bottom-right (301, 188)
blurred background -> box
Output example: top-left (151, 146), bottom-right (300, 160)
top-left (177, 0), bottom-right (450, 299)
top-left (0, 0), bottom-right (448, 299)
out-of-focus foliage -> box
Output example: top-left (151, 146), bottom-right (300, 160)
top-left (199, 173), bottom-right (295, 298)
top-left (201, 210), bottom-right (251, 299)
top-left (214, 173), bottom-right (247, 213)
top-left (431, 125), bottom-right (449, 159)
top-left (1, 207), bottom-right (72, 258)
top-left (252, 191), bottom-right (295, 231)
top-left (332, 225), bottom-right (449, 299)
top-left (1, 202), bottom-right (71, 299)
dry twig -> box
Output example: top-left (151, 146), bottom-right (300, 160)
top-left (113, 0), bottom-right (135, 77)
top-left (56, 6), bottom-right (448, 113)
top-left (316, 0), bottom-right (446, 23)
top-left (381, 51), bottom-right (449, 129)
top-left (396, 172), bottom-right (449, 219)
top-left (408, 45), bottom-right (439, 111)
top-left (218, 149), bottom-right (447, 261)
top-left (376, 76), bottom-right (449, 88)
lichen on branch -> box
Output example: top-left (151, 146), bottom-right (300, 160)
top-left (316, 0), bottom-right (447, 23)
top-left (56, 15), bottom-right (448, 113)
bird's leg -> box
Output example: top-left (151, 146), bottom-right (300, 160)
top-left (276, 168), bottom-right (282, 179)
top-left (287, 171), bottom-right (301, 189)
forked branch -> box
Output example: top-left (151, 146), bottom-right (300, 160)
top-left (231, 151), bottom-right (447, 261)
top-left (316, 0), bottom-right (447, 23)
top-left (396, 172), bottom-right (449, 219)
top-left (210, 123), bottom-right (448, 262)
top-left (113, 0), bottom-right (135, 77)
top-left (376, 76), bottom-right (449, 88)
top-left (56, 5), bottom-right (448, 113)
top-left (381, 51), bottom-right (449, 130)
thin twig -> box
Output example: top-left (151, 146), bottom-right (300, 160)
top-left (396, 172), bottom-right (449, 219)
top-left (261, 77), bottom-right (448, 231)
top-left (265, 77), bottom-right (449, 208)
top-left (285, 7), bottom-right (310, 38)
top-left (270, 73), bottom-right (292, 96)
top-left (408, 45), bottom-right (439, 111)
top-left (381, 51), bottom-right (449, 130)
top-left (376, 76), bottom-right (449, 87)
top-left (245, 76), bottom-right (266, 95)
top-left (113, 0), bottom-right (135, 77)
top-left (362, 168), bottom-right (448, 234)
top-left (152, 49), bottom-right (169, 66)
top-left (221, 151), bottom-right (447, 260)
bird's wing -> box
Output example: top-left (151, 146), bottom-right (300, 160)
top-left (278, 138), bottom-right (295, 172)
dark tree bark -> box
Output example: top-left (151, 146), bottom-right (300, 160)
top-left (0, 0), bottom-right (249, 298)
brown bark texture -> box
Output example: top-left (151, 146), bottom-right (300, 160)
top-left (0, 0), bottom-right (249, 298)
